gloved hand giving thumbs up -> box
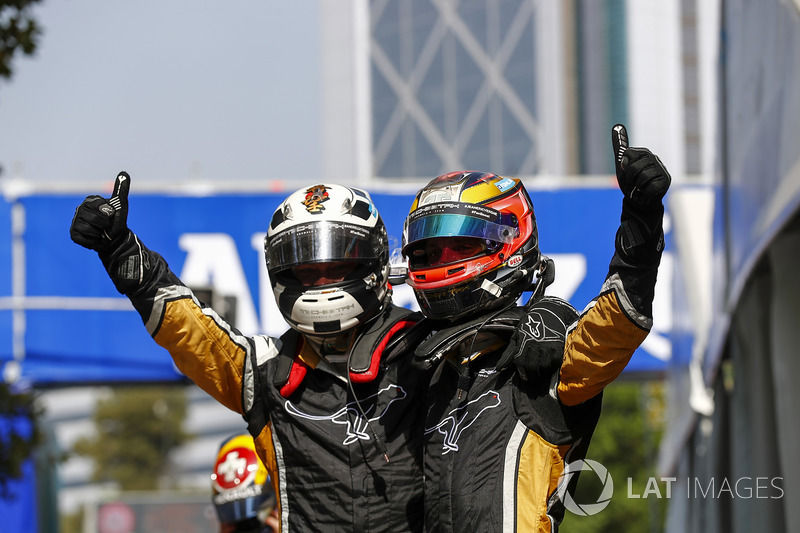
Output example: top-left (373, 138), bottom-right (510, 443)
top-left (609, 125), bottom-right (671, 263)
top-left (70, 171), bottom-right (158, 295)
top-left (70, 171), bottom-right (132, 253)
top-left (611, 124), bottom-right (671, 209)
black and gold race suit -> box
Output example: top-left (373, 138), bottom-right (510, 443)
top-left (418, 255), bottom-right (660, 532)
top-left (102, 236), bottom-right (430, 532)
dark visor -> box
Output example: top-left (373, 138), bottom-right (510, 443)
top-left (267, 221), bottom-right (381, 270)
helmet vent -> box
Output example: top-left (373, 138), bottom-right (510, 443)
top-left (351, 200), bottom-right (372, 220)
top-left (414, 274), bottom-right (426, 280)
top-left (301, 298), bottom-right (318, 303)
top-left (429, 299), bottom-right (460, 316)
top-left (447, 267), bottom-right (465, 276)
top-left (327, 295), bottom-right (345, 301)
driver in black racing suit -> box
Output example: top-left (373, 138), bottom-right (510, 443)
top-left (71, 182), bottom-right (432, 532)
top-left (400, 124), bottom-right (670, 531)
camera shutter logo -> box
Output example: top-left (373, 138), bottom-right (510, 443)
top-left (556, 459), bottom-right (614, 516)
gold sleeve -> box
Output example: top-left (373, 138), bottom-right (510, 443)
top-left (557, 274), bottom-right (650, 406)
top-left (153, 297), bottom-right (248, 413)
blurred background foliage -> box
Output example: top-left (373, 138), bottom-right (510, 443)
top-left (72, 385), bottom-right (193, 491)
top-left (562, 380), bottom-right (667, 533)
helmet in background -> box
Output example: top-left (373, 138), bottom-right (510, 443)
top-left (402, 171), bottom-right (540, 321)
top-left (211, 433), bottom-right (275, 528)
top-left (265, 184), bottom-right (390, 336)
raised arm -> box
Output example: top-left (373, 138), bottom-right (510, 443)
top-left (70, 172), bottom-right (277, 414)
top-left (558, 124), bottom-right (671, 406)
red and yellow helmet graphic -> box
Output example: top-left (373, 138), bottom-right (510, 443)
top-left (212, 434), bottom-right (268, 495)
top-left (211, 433), bottom-right (274, 525)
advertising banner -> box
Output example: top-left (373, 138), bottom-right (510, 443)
top-left (0, 186), bottom-right (673, 385)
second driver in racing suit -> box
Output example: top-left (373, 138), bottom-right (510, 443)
top-left (400, 124), bottom-right (670, 531)
top-left (71, 182), bottom-right (432, 532)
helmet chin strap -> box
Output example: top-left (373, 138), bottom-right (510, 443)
top-left (524, 256), bottom-right (555, 307)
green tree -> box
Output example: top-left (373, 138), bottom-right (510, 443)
top-left (0, 0), bottom-right (43, 80)
top-left (73, 385), bottom-right (193, 491)
top-left (0, 383), bottom-right (42, 498)
top-left (561, 380), bottom-right (667, 533)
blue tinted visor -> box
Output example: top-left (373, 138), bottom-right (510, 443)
top-left (402, 202), bottom-right (517, 251)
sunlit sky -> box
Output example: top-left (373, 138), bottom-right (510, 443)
top-left (0, 0), bottom-right (322, 187)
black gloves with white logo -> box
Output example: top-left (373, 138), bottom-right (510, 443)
top-left (611, 124), bottom-right (671, 266)
top-left (71, 171), bottom-right (132, 254)
top-left (70, 172), bottom-right (158, 295)
top-left (496, 297), bottom-right (578, 380)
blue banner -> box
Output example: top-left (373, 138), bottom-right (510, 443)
top-left (1, 187), bottom-right (673, 385)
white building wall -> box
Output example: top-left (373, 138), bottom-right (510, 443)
top-left (320, 0), bottom-right (372, 185)
top-left (627, 0), bottom-right (686, 177)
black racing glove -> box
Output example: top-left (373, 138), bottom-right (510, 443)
top-left (495, 297), bottom-right (578, 380)
top-left (612, 124), bottom-right (671, 209)
top-left (71, 171), bottom-right (156, 295)
top-left (611, 124), bottom-right (671, 265)
top-left (70, 171), bottom-right (132, 255)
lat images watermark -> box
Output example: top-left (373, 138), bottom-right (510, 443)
top-left (556, 459), bottom-right (614, 516)
top-left (557, 460), bottom-right (785, 516)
